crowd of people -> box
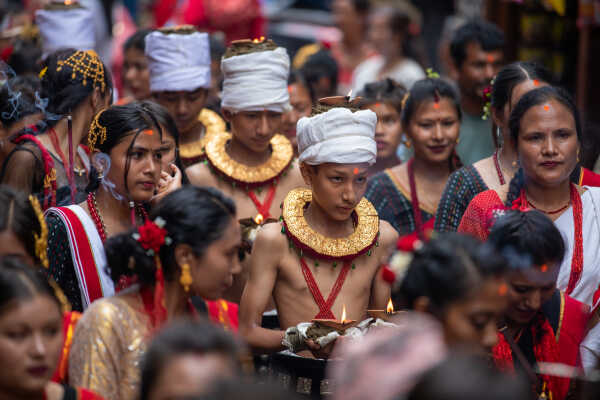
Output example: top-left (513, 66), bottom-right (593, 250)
top-left (1, 0), bottom-right (600, 400)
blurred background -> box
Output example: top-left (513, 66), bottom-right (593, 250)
top-left (1, 0), bottom-right (600, 166)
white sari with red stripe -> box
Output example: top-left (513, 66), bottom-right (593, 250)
top-left (45, 205), bottom-right (114, 308)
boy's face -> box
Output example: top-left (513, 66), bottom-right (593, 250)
top-left (301, 163), bottom-right (369, 221)
top-left (224, 110), bottom-right (283, 153)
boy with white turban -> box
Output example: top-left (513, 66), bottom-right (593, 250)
top-left (187, 39), bottom-right (305, 302)
top-left (239, 97), bottom-right (397, 366)
top-left (145, 26), bottom-right (226, 166)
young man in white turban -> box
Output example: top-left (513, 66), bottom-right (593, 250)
top-left (239, 97), bottom-right (397, 362)
top-left (187, 39), bottom-right (305, 302)
top-left (146, 25), bottom-right (226, 167)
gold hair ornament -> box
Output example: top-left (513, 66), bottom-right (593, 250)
top-left (56, 50), bottom-right (106, 92)
top-left (88, 109), bottom-right (107, 152)
top-left (401, 93), bottom-right (410, 110)
top-left (29, 195), bottom-right (49, 269)
top-left (180, 263), bottom-right (193, 292)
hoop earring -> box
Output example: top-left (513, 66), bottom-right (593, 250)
top-left (180, 263), bottom-right (193, 293)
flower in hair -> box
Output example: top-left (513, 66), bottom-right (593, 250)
top-left (383, 233), bottom-right (424, 287)
top-left (481, 77), bottom-right (495, 120)
top-left (133, 218), bottom-right (172, 256)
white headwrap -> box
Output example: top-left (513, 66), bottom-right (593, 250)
top-left (297, 108), bottom-right (377, 165)
top-left (221, 47), bottom-right (291, 113)
top-left (145, 31), bottom-right (211, 92)
top-left (36, 6), bottom-right (95, 58)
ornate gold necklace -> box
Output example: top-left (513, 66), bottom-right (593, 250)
top-left (179, 108), bottom-right (227, 161)
top-left (204, 132), bottom-right (294, 189)
top-left (281, 188), bottom-right (379, 265)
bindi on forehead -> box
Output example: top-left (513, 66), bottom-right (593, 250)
top-left (142, 129), bottom-right (154, 136)
top-left (543, 104), bottom-right (551, 112)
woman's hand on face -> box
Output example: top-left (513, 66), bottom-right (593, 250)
top-left (151, 163), bottom-right (182, 205)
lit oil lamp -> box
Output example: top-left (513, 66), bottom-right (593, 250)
top-left (312, 304), bottom-right (357, 332)
top-left (318, 89), bottom-right (362, 108)
top-left (368, 299), bottom-right (401, 321)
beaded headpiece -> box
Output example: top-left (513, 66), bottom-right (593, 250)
top-left (56, 50), bottom-right (106, 92)
top-left (88, 109), bottom-right (107, 152)
top-left (29, 195), bottom-right (71, 312)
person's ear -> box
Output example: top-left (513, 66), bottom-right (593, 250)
top-left (174, 243), bottom-right (195, 272)
top-left (222, 109), bottom-right (234, 123)
top-left (299, 162), bottom-right (314, 186)
top-left (90, 87), bottom-right (106, 113)
top-left (413, 296), bottom-right (430, 312)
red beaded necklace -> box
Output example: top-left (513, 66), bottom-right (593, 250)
top-left (493, 150), bottom-right (506, 185)
top-left (407, 158), bottom-right (425, 240)
top-left (87, 192), bottom-right (149, 243)
top-left (517, 184), bottom-right (583, 294)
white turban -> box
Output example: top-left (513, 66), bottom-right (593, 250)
top-left (221, 47), bottom-right (290, 113)
top-left (297, 108), bottom-right (377, 165)
top-left (36, 6), bottom-right (95, 58)
top-left (145, 31), bottom-right (211, 92)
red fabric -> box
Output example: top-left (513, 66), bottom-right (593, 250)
top-left (246, 183), bottom-right (276, 220)
top-left (153, 0), bottom-right (178, 27)
top-left (182, 0), bottom-right (265, 44)
top-left (581, 167), bottom-right (600, 187)
top-left (52, 207), bottom-right (104, 303)
top-left (492, 295), bottom-right (589, 400)
top-left (457, 190), bottom-right (504, 241)
top-left (206, 299), bottom-right (239, 332)
top-left (52, 312), bottom-right (82, 384)
top-left (78, 387), bottom-right (106, 400)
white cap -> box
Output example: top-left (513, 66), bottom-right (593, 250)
top-left (221, 47), bottom-right (291, 113)
top-left (145, 30), bottom-right (211, 92)
top-left (297, 108), bottom-right (377, 165)
top-left (36, 6), bottom-right (95, 58)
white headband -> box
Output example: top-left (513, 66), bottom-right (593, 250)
top-left (145, 31), bottom-right (211, 92)
top-left (36, 7), bottom-right (95, 58)
top-left (221, 47), bottom-right (291, 113)
top-left (297, 108), bottom-right (377, 165)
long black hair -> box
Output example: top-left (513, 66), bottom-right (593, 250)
top-left (488, 210), bottom-right (565, 269)
top-left (105, 186), bottom-right (236, 285)
top-left (504, 86), bottom-right (581, 206)
top-left (140, 319), bottom-right (241, 400)
top-left (491, 61), bottom-right (553, 114)
top-left (0, 185), bottom-right (42, 264)
top-left (86, 100), bottom-right (187, 194)
top-left (0, 257), bottom-right (61, 313)
top-left (0, 76), bottom-right (41, 130)
top-left (40, 49), bottom-right (113, 127)
top-left (397, 233), bottom-right (506, 316)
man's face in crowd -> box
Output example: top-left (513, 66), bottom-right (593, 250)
top-left (456, 42), bottom-right (503, 101)
top-left (154, 88), bottom-right (207, 136)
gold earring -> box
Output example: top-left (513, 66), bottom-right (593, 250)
top-left (180, 263), bottom-right (193, 292)
top-left (456, 138), bottom-right (460, 144)
top-left (404, 139), bottom-right (411, 148)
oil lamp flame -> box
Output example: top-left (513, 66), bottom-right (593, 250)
top-left (341, 304), bottom-right (348, 323)
top-left (386, 299), bottom-right (394, 314)
top-left (253, 213), bottom-right (264, 225)
top-left (345, 89), bottom-right (353, 101)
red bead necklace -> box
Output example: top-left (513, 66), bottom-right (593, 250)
top-left (493, 150), bottom-right (506, 185)
top-left (517, 184), bottom-right (583, 294)
top-left (87, 192), bottom-right (149, 243)
top-left (407, 158), bottom-right (425, 240)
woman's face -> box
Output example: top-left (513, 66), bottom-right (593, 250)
top-left (367, 102), bottom-right (402, 160)
top-left (123, 48), bottom-right (151, 100)
top-left (504, 263), bottom-right (559, 326)
top-left (406, 98), bottom-right (460, 165)
top-left (368, 13), bottom-right (397, 57)
top-left (282, 82), bottom-right (312, 150)
top-left (442, 277), bottom-right (507, 354)
top-left (0, 295), bottom-right (62, 396)
top-left (517, 99), bottom-right (579, 188)
top-left (190, 218), bottom-right (242, 300)
top-left (105, 129), bottom-right (176, 203)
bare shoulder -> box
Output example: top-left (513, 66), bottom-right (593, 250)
top-left (254, 222), bottom-right (288, 252)
top-left (186, 162), bottom-right (218, 187)
top-left (378, 220), bottom-right (398, 249)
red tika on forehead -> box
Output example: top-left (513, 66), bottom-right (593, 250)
top-left (486, 54), bottom-right (495, 63)
top-left (433, 102), bottom-right (440, 109)
top-left (143, 129), bottom-right (154, 136)
top-left (533, 79), bottom-right (540, 86)
top-left (353, 167), bottom-right (359, 175)
top-left (543, 104), bottom-right (550, 111)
